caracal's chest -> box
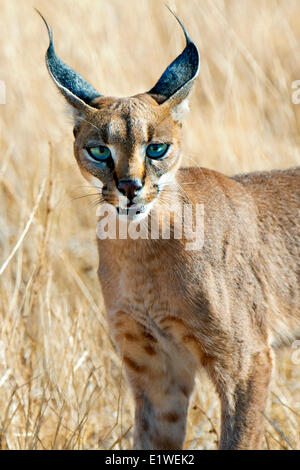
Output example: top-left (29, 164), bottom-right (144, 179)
top-left (98, 239), bottom-right (208, 369)
top-left (97, 240), bottom-right (186, 333)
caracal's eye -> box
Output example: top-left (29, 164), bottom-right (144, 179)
top-left (146, 143), bottom-right (169, 160)
top-left (87, 145), bottom-right (111, 161)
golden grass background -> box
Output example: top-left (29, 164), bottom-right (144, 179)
top-left (0, 0), bottom-right (299, 449)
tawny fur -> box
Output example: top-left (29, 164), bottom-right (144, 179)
top-left (95, 158), bottom-right (300, 449)
top-left (67, 93), bottom-right (300, 450)
top-left (41, 14), bottom-right (300, 448)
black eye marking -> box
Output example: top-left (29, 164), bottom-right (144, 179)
top-left (113, 172), bottom-right (119, 188)
top-left (73, 125), bottom-right (80, 137)
top-left (153, 183), bottom-right (160, 194)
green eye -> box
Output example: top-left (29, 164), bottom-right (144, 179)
top-left (88, 145), bottom-right (111, 161)
top-left (146, 143), bottom-right (169, 159)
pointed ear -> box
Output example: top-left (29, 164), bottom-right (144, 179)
top-left (37, 10), bottom-right (101, 117)
top-left (148, 10), bottom-right (199, 121)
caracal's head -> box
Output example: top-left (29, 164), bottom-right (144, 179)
top-left (39, 10), bottom-right (199, 220)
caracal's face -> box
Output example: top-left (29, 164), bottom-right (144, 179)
top-left (74, 94), bottom-right (182, 221)
top-left (38, 9), bottom-right (199, 221)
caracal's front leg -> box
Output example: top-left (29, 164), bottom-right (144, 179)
top-left (109, 311), bottom-right (196, 450)
top-left (211, 345), bottom-right (273, 450)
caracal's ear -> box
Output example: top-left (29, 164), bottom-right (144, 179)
top-left (148, 9), bottom-right (200, 121)
top-left (36, 9), bottom-right (101, 123)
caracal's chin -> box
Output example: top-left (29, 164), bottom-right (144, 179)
top-left (115, 200), bottom-right (154, 222)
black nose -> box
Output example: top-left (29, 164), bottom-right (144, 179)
top-left (117, 179), bottom-right (143, 200)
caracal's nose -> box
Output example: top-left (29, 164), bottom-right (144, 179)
top-left (117, 179), bottom-right (143, 201)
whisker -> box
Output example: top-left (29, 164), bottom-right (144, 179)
top-left (90, 197), bottom-right (106, 209)
top-left (72, 185), bottom-right (103, 190)
top-left (71, 193), bottom-right (101, 202)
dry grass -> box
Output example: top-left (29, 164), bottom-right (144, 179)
top-left (0, 0), bottom-right (299, 450)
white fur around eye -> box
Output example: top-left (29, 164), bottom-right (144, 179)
top-left (89, 176), bottom-right (103, 191)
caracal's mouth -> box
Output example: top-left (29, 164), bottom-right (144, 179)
top-left (116, 201), bottom-right (154, 221)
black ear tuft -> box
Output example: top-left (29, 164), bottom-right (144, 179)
top-left (148, 10), bottom-right (199, 101)
top-left (36, 9), bottom-right (101, 108)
